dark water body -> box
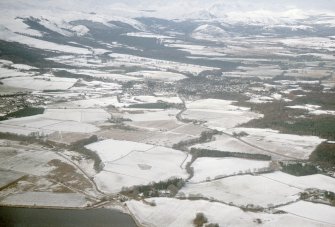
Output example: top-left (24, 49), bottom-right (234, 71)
top-left (0, 207), bottom-right (137, 227)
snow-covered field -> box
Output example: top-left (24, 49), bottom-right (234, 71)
top-left (229, 128), bottom-right (325, 159)
top-left (0, 192), bottom-right (87, 207)
top-left (127, 198), bottom-right (328, 227)
top-left (180, 175), bottom-right (302, 208)
top-left (85, 139), bottom-right (154, 162)
top-left (236, 65), bottom-right (283, 78)
top-left (141, 131), bottom-right (196, 147)
top-left (0, 147), bottom-right (60, 176)
top-left (128, 119), bottom-right (181, 132)
top-left (0, 169), bottom-right (26, 189)
top-left (49, 53), bottom-right (217, 76)
top-left (109, 53), bottom-right (218, 76)
top-left (1, 75), bottom-right (77, 91)
top-left (189, 157), bottom-right (271, 183)
top-left (125, 95), bottom-right (183, 104)
top-left (279, 201), bottom-right (335, 225)
top-left (51, 96), bottom-right (124, 108)
top-left (0, 66), bottom-right (36, 79)
top-left (182, 99), bottom-right (262, 129)
top-left (126, 32), bottom-right (173, 39)
top-left (86, 139), bottom-right (188, 193)
top-left (124, 109), bottom-right (180, 122)
top-left (0, 108), bottom-right (104, 136)
top-left (55, 69), bottom-right (142, 82)
top-left (279, 37), bottom-right (335, 52)
top-left (0, 120), bottom-right (99, 136)
top-left (167, 43), bottom-right (226, 57)
top-left (43, 108), bottom-right (110, 123)
top-left (279, 201), bottom-right (335, 226)
top-left (127, 71), bottom-right (187, 81)
top-left (191, 134), bottom-right (268, 155)
top-left (262, 171), bottom-right (335, 193)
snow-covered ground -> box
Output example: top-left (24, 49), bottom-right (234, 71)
top-left (124, 109), bottom-right (180, 122)
top-left (1, 75), bottom-right (77, 91)
top-left (0, 108), bottom-right (104, 136)
top-left (182, 99), bottom-right (262, 130)
top-left (279, 201), bottom-right (335, 225)
top-left (236, 65), bottom-right (283, 78)
top-left (125, 95), bottom-right (183, 104)
top-left (279, 37), bottom-right (335, 52)
top-left (0, 192), bottom-right (87, 207)
top-left (262, 171), bottom-right (335, 193)
top-left (0, 147), bottom-right (61, 176)
top-left (43, 108), bottom-right (110, 123)
top-left (189, 157), bottom-right (271, 183)
top-left (49, 53), bottom-right (218, 76)
top-left (229, 128), bottom-right (325, 159)
top-left (0, 65), bottom-right (36, 79)
top-left (126, 32), bottom-right (173, 39)
top-left (127, 71), bottom-right (187, 82)
top-left (247, 95), bottom-right (274, 104)
top-left (167, 43), bottom-right (226, 57)
top-left (287, 104), bottom-right (335, 116)
top-left (127, 198), bottom-right (328, 227)
top-left (85, 139), bottom-right (154, 163)
top-left (191, 134), bottom-right (268, 155)
top-left (192, 24), bottom-right (230, 42)
top-left (140, 130), bottom-right (196, 147)
top-left (179, 175), bottom-right (302, 208)
top-left (0, 27), bottom-right (91, 54)
top-left (0, 169), bottom-right (26, 189)
top-left (51, 96), bottom-right (124, 109)
top-left (86, 139), bottom-right (188, 194)
top-left (54, 68), bottom-right (142, 82)
top-left (0, 120), bottom-right (99, 136)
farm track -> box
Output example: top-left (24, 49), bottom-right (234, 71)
top-left (54, 150), bottom-right (106, 197)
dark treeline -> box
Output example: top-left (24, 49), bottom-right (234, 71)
top-left (280, 162), bottom-right (318, 176)
top-left (0, 107), bottom-right (45, 121)
top-left (122, 178), bottom-right (185, 198)
top-left (190, 148), bottom-right (271, 161)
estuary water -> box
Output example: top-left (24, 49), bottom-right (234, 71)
top-left (0, 207), bottom-right (137, 227)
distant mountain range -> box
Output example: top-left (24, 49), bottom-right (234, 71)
top-left (0, 0), bottom-right (334, 61)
